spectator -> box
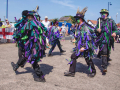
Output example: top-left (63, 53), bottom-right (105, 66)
top-left (42, 16), bottom-right (50, 28)
top-left (61, 23), bottom-right (66, 41)
top-left (5, 21), bottom-right (11, 28)
top-left (0, 18), bottom-right (3, 27)
top-left (49, 22), bottom-right (53, 28)
top-left (3, 18), bottom-right (12, 26)
top-left (0, 18), bottom-right (2, 41)
top-left (42, 16), bottom-right (50, 46)
top-left (66, 25), bottom-right (69, 36)
top-left (70, 24), bottom-right (75, 42)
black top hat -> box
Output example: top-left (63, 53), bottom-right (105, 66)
top-left (100, 9), bottom-right (109, 15)
top-left (74, 7), bottom-right (88, 19)
top-left (22, 10), bottom-right (28, 17)
top-left (74, 14), bottom-right (84, 19)
top-left (27, 11), bottom-right (36, 16)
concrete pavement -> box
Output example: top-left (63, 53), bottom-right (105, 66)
top-left (0, 38), bottom-right (120, 90)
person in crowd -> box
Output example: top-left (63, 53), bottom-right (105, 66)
top-left (5, 21), bottom-right (11, 28)
top-left (66, 25), bottom-right (69, 36)
top-left (3, 19), bottom-right (11, 26)
top-left (70, 24), bottom-right (75, 42)
top-left (0, 18), bottom-right (3, 41)
top-left (0, 18), bottom-right (3, 27)
top-left (61, 23), bottom-right (66, 41)
top-left (42, 16), bottom-right (50, 47)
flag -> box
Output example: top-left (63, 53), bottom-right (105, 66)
top-left (0, 26), bottom-right (14, 39)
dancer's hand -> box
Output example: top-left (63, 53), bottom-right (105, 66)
top-left (112, 33), bottom-right (116, 37)
top-left (80, 47), bottom-right (85, 52)
top-left (97, 28), bottom-right (101, 33)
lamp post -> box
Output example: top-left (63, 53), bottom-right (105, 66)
top-left (6, 0), bottom-right (8, 19)
top-left (116, 13), bottom-right (118, 24)
top-left (108, 2), bottom-right (112, 12)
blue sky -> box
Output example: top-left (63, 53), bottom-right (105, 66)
top-left (0, 0), bottom-right (120, 23)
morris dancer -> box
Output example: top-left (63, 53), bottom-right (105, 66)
top-left (11, 10), bottom-right (47, 82)
top-left (64, 7), bottom-right (97, 77)
top-left (95, 9), bottom-right (118, 73)
top-left (47, 19), bottom-right (66, 56)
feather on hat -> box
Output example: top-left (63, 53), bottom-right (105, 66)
top-left (74, 7), bottom-right (88, 19)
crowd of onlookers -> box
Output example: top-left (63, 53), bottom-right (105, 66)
top-left (0, 18), bottom-right (12, 43)
top-left (0, 16), bottom-right (77, 44)
top-left (0, 16), bottom-right (74, 44)
top-left (0, 18), bottom-right (12, 28)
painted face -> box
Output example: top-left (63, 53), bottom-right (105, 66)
top-left (27, 15), bottom-right (33, 20)
top-left (77, 20), bottom-right (80, 23)
top-left (76, 18), bottom-right (80, 23)
top-left (101, 13), bottom-right (106, 19)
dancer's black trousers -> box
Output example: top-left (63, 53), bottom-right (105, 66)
top-left (69, 52), bottom-right (96, 73)
top-left (16, 46), bottom-right (43, 77)
top-left (100, 44), bottom-right (109, 69)
top-left (49, 39), bottom-right (62, 54)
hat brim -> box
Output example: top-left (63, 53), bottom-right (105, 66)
top-left (74, 16), bottom-right (81, 18)
top-left (74, 16), bottom-right (85, 21)
top-left (100, 12), bottom-right (109, 16)
top-left (27, 14), bottom-right (34, 16)
top-left (100, 12), bottom-right (108, 14)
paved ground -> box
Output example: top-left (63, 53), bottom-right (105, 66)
top-left (0, 37), bottom-right (120, 90)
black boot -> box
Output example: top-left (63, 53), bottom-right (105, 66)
top-left (34, 75), bottom-right (46, 82)
top-left (20, 65), bottom-right (25, 68)
top-left (64, 71), bottom-right (75, 77)
top-left (43, 50), bottom-right (45, 55)
top-left (88, 72), bottom-right (96, 77)
top-left (108, 57), bottom-right (112, 61)
top-left (11, 62), bottom-right (19, 71)
top-left (60, 50), bottom-right (66, 53)
top-left (103, 68), bottom-right (107, 72)
top-left (48, 53), bottom-right (53, 57)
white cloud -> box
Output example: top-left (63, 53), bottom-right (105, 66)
top-left (51, 0), bottom-right (78, 10)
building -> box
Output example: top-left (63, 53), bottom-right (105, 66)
top-left (59, 17), bottom-right (72, 23)
top-left (117, 22), bottom-right (120, 30)
top-left (87, 20), bottom-right (97, 27)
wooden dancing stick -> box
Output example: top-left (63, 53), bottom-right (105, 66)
top-left (98, 18), bottom-right (101, 33)
top-left (73, 25), bottom-right (77, 45)
top-left (99, 18), bottom-right (100, 29)
top-left (75, 25), bottom-right (77, 36)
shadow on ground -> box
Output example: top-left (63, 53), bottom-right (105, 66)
top-left (76, 62), bottom-right (90, 75)
top-left (49, 51), bottom-right (66, 56)
top-left (73, 54), bottom-right (111, 76)
top-left (15, 64), bottom-right (53, 78)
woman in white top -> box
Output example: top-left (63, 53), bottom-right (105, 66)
top-left (61, 23), bottom-right (66, 41)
